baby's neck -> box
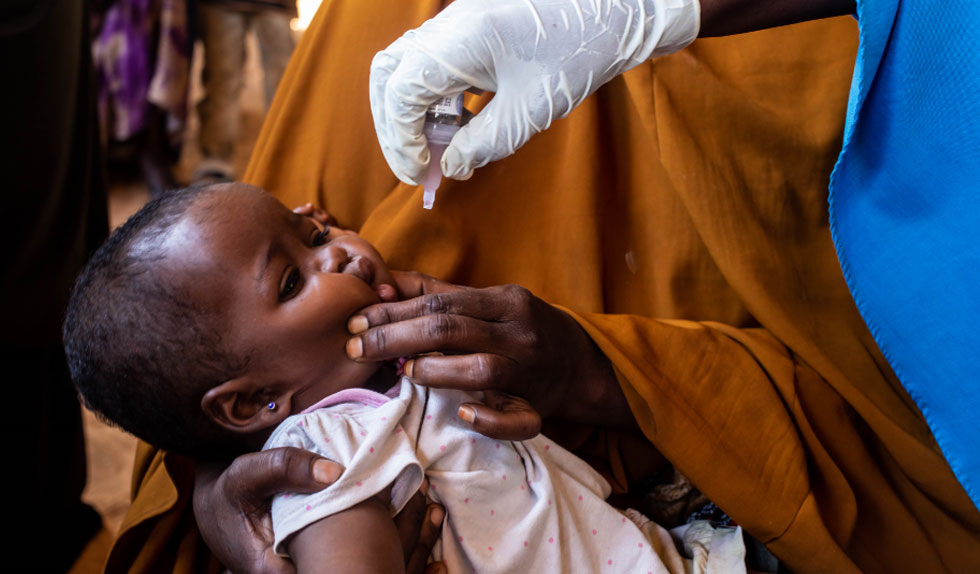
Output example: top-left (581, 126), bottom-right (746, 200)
top-left (359, 361), bottom-right (402, 395)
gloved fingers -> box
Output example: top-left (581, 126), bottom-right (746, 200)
top-left (441, 84), bottom-right (548, 181)
top-left (380, 47), bottom-right (479, 185)
top-left (370, 40), bottom-right (426, 186)
top-left (368, 45), bottom-right (403, 156)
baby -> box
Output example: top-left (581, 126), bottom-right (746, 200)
top-left (64, 183), bottom-right (744, 573)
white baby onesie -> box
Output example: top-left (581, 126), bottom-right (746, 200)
top-left (265, 378), bottom-right (681, 573)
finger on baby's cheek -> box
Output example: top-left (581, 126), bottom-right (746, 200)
top-left (346, 336), bottom-right (364, 359)
top-left (348, 315), bottom-right (369, 334)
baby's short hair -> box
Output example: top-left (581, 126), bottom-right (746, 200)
top-left (64, 185), bottom-right (249, 460)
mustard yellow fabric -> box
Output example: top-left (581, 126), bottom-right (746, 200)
top-left (107, 0), bottom-right (980, 572)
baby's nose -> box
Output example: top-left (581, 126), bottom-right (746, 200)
top-left (316, 244), bottom-right (348, 273)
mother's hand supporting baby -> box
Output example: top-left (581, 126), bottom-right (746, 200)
top-left (194, 448), bottom-right (344, 574)
top-left (347, 272), bottom-right (637, 439)
top-left (193, 447), bottom-right (447, 574)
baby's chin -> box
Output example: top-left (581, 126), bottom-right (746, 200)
top-left (374, 282), bottom-right (399, 302)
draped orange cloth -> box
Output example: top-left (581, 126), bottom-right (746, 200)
top-left (104, 0), bottom-right (980, 572)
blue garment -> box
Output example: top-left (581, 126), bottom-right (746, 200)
top-left (829, 0), bottom-right (980, 510)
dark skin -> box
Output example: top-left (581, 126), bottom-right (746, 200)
top-left (347, 272), bottom-right (635, 438)
top-left (193, 1), bottom-right (858, 571)
top-left (194, 449), bottom-right (448, 574)
top-left (187, 199), bottom-right (449, 574)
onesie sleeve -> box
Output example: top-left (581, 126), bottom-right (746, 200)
top-left (263, 397), bottom-right (424, 556)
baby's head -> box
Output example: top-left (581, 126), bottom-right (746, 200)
top-left (64, 183), bottom-right (398, 459)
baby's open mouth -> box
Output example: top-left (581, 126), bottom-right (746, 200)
top-left (341, 256), bottom-right (375, 286)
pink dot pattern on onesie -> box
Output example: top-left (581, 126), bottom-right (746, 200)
top-left (520, 484), bottom-right (525, 491)
top-left (548, 537), bottom-right (554, 543)
top-left (459, 536), bottom-right (464, 542)
top-left (523, 541), bottom-right (528, 547)
top-left (578, 495), bottom-right (583, 501)
top-left (440, 445), bottom-right (447, 451)
top-left (495, 443), bottom-right (500, 449)
top-left (464, 498), bottom-right (469, 503)
top-left (360, 430), bottom-right (367, 436)
top-left (502, 475), bottom-right (506, 481)
top-left (608, 560), bottom-right (613, 566)
top-left (396, 428), bottom-right (402, 433)
top-left (426, 415), bottom-right (432, 420)
top-left (544, 445), bottom-right (550, 451)
top-left (592, 529), bottom-right (597, 535)
top-left (381, 416), bottom-right (387, 421)
top-left (369, 447), bottom-right (374, 453)
top-left (356, 481), bottom-right (362, 486)
top-left (488, 546), bottom-right (493, 552)
top-left (306, 505), bottom-right (311, 511)
top-left (622, 517), bottom-right (627, 523)
top-left (490, 509), bottom-right (494, 516)
top-left (298, 421), bottom-right (303, 427)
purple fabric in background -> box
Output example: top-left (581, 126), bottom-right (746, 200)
top-left (93, 0), bottom-right (190, 142)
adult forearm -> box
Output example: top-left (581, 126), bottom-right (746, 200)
top-left (699, 0), bottom-right (856, 37)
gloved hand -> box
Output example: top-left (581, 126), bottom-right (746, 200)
top-left (370, 0), bottom-right (700, 185)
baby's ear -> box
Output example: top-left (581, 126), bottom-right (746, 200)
top-left (202, 376), bottom-right (291, 434)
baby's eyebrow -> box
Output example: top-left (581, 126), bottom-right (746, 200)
top-left (255, 240), bottom-right (276, 285)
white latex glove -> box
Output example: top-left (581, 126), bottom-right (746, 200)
top-left (370, 0), bottom-right (701, 185)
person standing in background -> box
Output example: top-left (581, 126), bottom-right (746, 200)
top-left (0, 0), bottom-right (109, 569)
top-left (193, 0), bottom-right (296, 183)
top-left (92, 0), bottom-right (193, 195)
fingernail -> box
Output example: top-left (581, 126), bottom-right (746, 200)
top-left (457, 405), bottom-right (475, 424)
top-left (429, 505), bottom-right (444, 526)
top-left (348, 315), bottom-right (369, 334)
top-left (346, 337), bottom-right (363, 359)
top-left (313, 459), bottom-right (341, 484)
top-left (403, 359), bottom-right (414, 378)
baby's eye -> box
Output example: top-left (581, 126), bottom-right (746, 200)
top-left (312, 226), bottom-right (332, 247)
top-left (279, 268), bottom-right (303, 301)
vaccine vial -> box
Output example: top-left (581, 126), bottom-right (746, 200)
top-left (421, 93), bottom-right (464, 209)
